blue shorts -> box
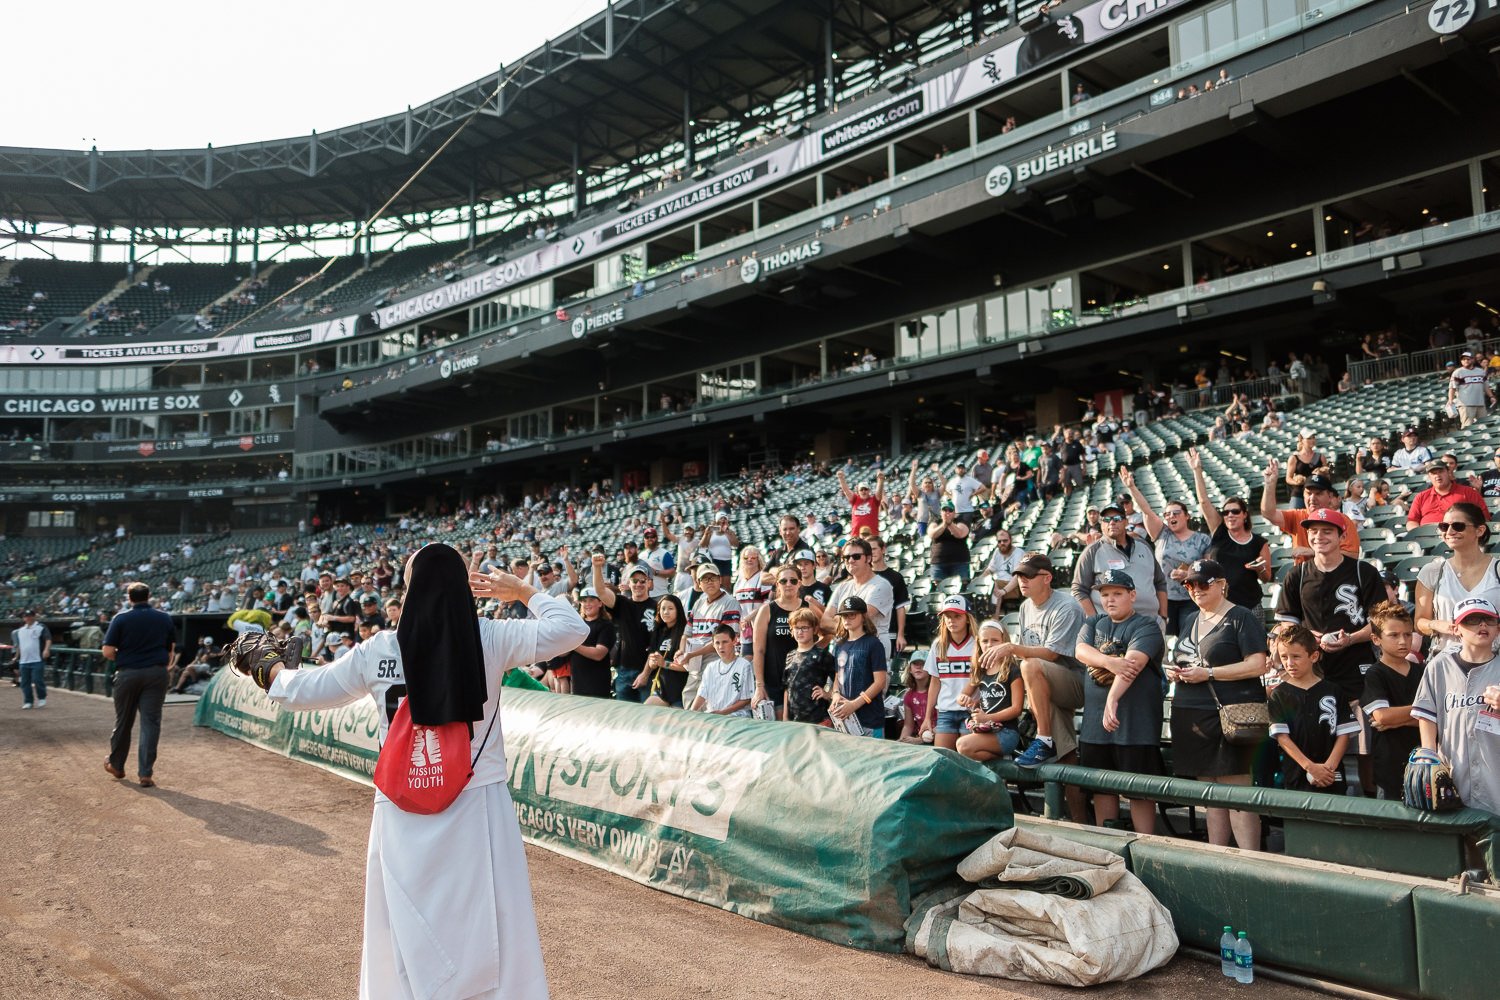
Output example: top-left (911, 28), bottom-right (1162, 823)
top-left (935, 709), bottom-right (970, 734)
top-left (862, 726), bottom-right (885, 739)
top-left (965, 724), bottom-right (1022, 755)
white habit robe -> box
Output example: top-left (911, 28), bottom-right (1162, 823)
top-left (268, 592), bottom-right (587, 1000)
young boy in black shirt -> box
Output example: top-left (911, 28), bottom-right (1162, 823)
top-left (1269, 626), bottom-right (1359, 794)
top-left (783, 607), bottom-right (836, 724)
top-left (1361, 601), bottom-right (1425, 800)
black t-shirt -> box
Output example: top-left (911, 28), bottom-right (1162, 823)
top-left (799, 581), bottom-right (831, 609)
top-left (1062, 440), bottom-right (1086, 466)
top-left (1206, 524), bottom-right (1265, 611)
top-left (330, 595), bottom-right (362, 631)
top-left (1361, 660), bottom-right (1426, 790)
top-left (569, 617), bottom-right (618, 698)
top-left (645, 623), bottom-right (687, 704)
top-left (929, 524), bottom-right (970, 567)
top-left (608, 595), bottom-right (655, 672)
top-left (1269, 679), bottom-right (1355, 792)
top-left (1481, 469), bottom-right (1500, 506)
top-left (784, 647), bottom-right (836, 723)
top-left (760, 600), bottom-right (802, 699)
top-left (1275, 557), bottom-right (1385, 702)
top-left (876, 567), bottom-right (910, 612)
top-left (1173, 604), bottom-right (1269, 709)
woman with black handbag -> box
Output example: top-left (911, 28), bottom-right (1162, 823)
top-left (1168, 560), bottom-right (1270, 850)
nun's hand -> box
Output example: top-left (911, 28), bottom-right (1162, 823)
top-left (470, 570), bottom-right (536, 603)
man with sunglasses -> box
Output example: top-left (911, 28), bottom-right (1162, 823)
top-left (869, 536), bottom-right (911, 653)
top-left (822, 538), bottom-right (894, 656)
top-left (1407, 458), bottom-right (1490, 530)
top-left (1072, 502), bottom-right (1168, 629)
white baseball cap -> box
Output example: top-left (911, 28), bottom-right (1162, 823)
top-left (939, 595), bottom-right (969, 616)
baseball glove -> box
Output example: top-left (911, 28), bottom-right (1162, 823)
top-left (1090, 638), bottom-right (1124, 686)
top-left (226, 631), bottom-right (296, 692)
top-left (1402, 748), bottom-right (1462, 811)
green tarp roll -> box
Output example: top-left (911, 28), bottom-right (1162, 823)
top-left (499, 690), bottom-right (1013, 951)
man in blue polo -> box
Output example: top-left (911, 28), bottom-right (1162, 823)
top-left (102, 582), bottom-right (177, 787)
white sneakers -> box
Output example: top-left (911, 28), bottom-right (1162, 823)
top-left (37, 699), bottom-right (45, 707)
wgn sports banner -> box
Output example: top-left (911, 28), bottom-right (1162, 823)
top-left (499, 690), bottom-right (1012, 952)
top-left (198, 673), bottom-right (1014, 952)
top-left (370, 0), bottom-right (1185, 329)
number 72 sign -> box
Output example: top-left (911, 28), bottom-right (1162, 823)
top-left (1428, 0), bottom-right (1477, 34)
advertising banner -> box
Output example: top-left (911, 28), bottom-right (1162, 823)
top-left (196, 675), bottom-right (1014, 952)
top-left (2, 317), bottom-right (354, 368)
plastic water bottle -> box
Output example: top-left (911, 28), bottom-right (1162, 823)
top-left (1234, 931), bottom-right (1254, 984)
top-left (1220, 926), bottom-right (1236, 977)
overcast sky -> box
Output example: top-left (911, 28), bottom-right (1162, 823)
top-left (3, 0), bottom-right (612, 150)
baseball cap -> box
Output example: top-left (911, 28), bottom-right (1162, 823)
top-left (21, 608), bottom-right (35, 616)
top-left (326, 632), bottom-right (345, 643)
top-left (1424, 459), bottom-right (1450, 473)
top-left (579, 587), bottom-right (601, 600)
top-left (1182, 560), bottom-right (1225, 585)
top-left (939, 595), bottom-right (969, 616)
top-left (695, 563), bottom-right (721, 581)
top-left (940, 500), bottom-right (956, 511)
top-left (1454, 597), bottom-right (1500, 624)
top-left (792, 548), bottom-right (816, 563)
top-left (1304, 472), bottom-right (1336, 493)
top-left (642, 527), bottom-right (658, 537)
top-left (1096, 569), bottom-right (1136, 591)
top-left (359, 615), bottom-right (383, 627)
top-left (627, 563), bottom-right (652, 579)
top-left (1300, 508), bottom-right (1349, 533)
top-left (1099, 502), bottom-right (1124, 517)
top-left (908, 649), bottom-right (928, 664)
top-left (360, 594), bottom-right (379, 604)
top-left (1402, 426), bottom-right (1419, 436)
top-left (837, 595), bottom-right (868, 615)
top-left (1014, 553), bottom-right (1054, 577)
top-left (1115, 493), bottom-right (1134, 506)
top-left (1462, 350), bottom-right (1474, 358)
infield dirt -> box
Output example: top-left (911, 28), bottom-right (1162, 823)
top-left (0, 689), bottom-right (1328, 999)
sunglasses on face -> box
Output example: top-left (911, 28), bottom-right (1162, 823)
top-left (1460, 616), bottom-right (1499, 627)
top-left (1101, 515), bottom-right (1125, 523)
top-left (1221, 507), bottom-right (1245, 516)
top-left (777, 577), bottom-right (798, 585)
top-left (1438, 522), bottom-right (1472, 533)
top-left (842, 554), bottom-right (864, 562)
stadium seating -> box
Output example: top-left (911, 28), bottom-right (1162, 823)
top-left (0, 259), bottom-right (122, 332)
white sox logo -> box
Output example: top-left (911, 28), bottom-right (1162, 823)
top-left (1334, 583), bottom-right (1365, 625)
top-left (1318, 695), bottom-right (1338, 733)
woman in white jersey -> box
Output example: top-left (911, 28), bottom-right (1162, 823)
top-left (661, 515), bottom-right (700, 591)
top-left (704, 515), bottom-right (739, 576)
top-left (262, 545), bottom-right (587, 1000)
top-left (920, 595), bottom-right (978, 750)
top-left (1414, 501), bottom-right (1500, 655)
top-left (732, 546), bottom-right (770, 658)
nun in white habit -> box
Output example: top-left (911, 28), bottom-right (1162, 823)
top-left (263, 543), bottom-right (587, 1000)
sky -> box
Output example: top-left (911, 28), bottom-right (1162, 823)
top-left (3, 0), bottom-right (613, 151)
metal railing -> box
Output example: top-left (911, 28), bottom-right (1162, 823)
top-left (42, 647), bottom-right (114, 695)
top-left (1347, 339), bottom-right (1498, 388)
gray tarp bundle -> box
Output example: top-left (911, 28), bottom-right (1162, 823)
top-left (906, 827), bottom-right (1178, 986)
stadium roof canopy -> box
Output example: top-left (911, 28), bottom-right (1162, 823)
top-left (0, 0), bottom-right (983, 231)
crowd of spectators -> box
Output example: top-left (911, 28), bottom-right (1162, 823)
top-left (12, 363), bottom-right (1500, 850)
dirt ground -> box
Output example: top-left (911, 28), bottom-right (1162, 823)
top-left (0, 689), bottom-right (1336, 1000)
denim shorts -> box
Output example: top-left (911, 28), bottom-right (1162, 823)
top-left (965, 724), bottom-right (1022, 755)
top-left (935, 709), bottom-right (970, 734)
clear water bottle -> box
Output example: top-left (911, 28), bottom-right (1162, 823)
top-left (1220, 926), bottom-right (1236, 977)
top-left (1234, 931), bottom-right (1254, 984)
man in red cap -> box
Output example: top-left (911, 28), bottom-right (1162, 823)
top-left (1406, 458), bottom-right (1490, 530)
top-left (1275, 508), bottom-right (1386, 796)
top-left (1259, 461), bottom-right (1359, 563)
